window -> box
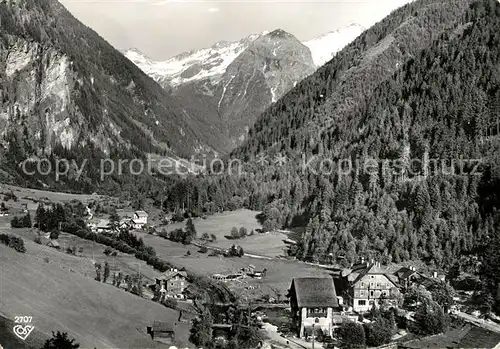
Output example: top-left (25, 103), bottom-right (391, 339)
top-left (382, 291), bottom-right (387, 297)
top-left (361, 282), bottom-right (364, 287)
top-left (386, 283), bottom-right (390, 288)
top-left (370, 291), bottom-right (374, 297)
top-left (360, 291), bottom-right (364, 297)
top-left (376, 283), bottom-right (380, 288)
top-left (307, 308), bottom-right (327, 318)
top-left (358, 300), bottom-right (366, 306)
top-left (370, 276), bottom-right (374, 279)
top-left (369, 300), bottom-right (375, 305)
top-left (370, 282), bottom-right (374, 288)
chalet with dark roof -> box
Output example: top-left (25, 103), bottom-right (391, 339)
top-left (289, 277), bottom-right (341, 339)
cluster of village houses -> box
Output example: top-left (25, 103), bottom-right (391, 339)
top-left (289, 259), bottom-right (447, 340)
top-left (88, 210), bottom-right (149, 233)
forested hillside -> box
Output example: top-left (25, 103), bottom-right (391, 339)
top-left (225, 0), bottom-right (500, 264)
top-left (162, 0), bottom-right (500, 290)
top-left (0, 0), bottom-right (208, 191)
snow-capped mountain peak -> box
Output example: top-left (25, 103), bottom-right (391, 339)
top-left (122, 34), bottom-right (265, 88)
top-left (304, 23), bottom-right (365, 67)
top-left (123, 24), bottom-right (365, 89)
top-left (122, 47), bottom-right (153, 66)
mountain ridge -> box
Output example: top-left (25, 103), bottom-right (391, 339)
top-left (0, 0), bottom-right (212, 190)
top-left (123, 24), bottom-right (365, 89)
top-left (123, 25), bottom-right (364, 153)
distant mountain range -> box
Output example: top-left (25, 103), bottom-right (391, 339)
top-left (123, 24), bottom-right (365, 89)
top-left (123, 24), bottom-right (365, 153)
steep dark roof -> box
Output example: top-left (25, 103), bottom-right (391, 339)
top-left (157, 270), bottom-right (188, 282)
top-left (396, 267), bottom-right (418, 280)
top-left (291, 277), bottom-right (338, 308)
top-left (152, 321), bottom-right (174, 333)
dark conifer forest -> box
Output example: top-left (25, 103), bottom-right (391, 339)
top-left (161, 1), bottom-right (500, 312)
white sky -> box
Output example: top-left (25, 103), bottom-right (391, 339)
top-left (60, 0), bottom-right (414, 60)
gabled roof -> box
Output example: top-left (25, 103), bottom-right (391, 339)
top-left (118, 211), bottom-right (135, 219)
top-left (157, 270), bottom-right (188, 282)
top-left (351, 264), bottom-right (398, 288)
top-left (395, 267), bottom-right (418, 280)
top-left (96, 219), bottom-right (110, 229)
top-left (152, 321), bottom-right (174, 333)
top-left (290, 277), bottom-right (339, 308)
top-left (134, 210), bottom-right (148, 218)
top-left (47, 240), bottom-right (60, 247)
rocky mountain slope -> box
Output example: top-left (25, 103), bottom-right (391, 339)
top-left (0, 0), bottom-right (209, 188)
top-left (123, 25), bottom-right (364, 153)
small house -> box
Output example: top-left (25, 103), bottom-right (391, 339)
top-left (147, 321), bottom-right (175, 343)
top-left (96, 219), bottom-right (111, 233)
top-left (119, 219), bottom-right (132, 230)
top-left (395, 266), bottom-right (421, 290)
top-left (47, 240), bottom-right (60, 249)
top-left (155, 269), bottom-right (189, 299)
top-left (132, 210), bottom-right (148, 229)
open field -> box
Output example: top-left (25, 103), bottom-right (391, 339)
top-left (162, 209), bottom-right (290, 257)
top-left (0, 235), bottom-right (191, 348)
top-left (4, 226), bottom-right (163, 284)
top-left (135, 230), bottom-right (331, 300)
top-left (0, 184), bottom-right (105, 206)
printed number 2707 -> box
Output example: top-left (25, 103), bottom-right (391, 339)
top-left (14, 316), bottom-right (32, 323)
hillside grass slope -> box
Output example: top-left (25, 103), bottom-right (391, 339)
top-left (0, 237), bottom-right (190, 348)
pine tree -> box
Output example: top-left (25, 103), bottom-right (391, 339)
top-left (185, 218), bottom-right (197, 240)
top-left (103, 261), bottom-right (110, 283)
top-left (108, 208), bottom-right (120, 231)
top-left (42, 331), bottom-right (80, 349)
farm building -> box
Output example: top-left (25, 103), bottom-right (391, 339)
top-left (147, 321), bottom-right (175, 344)
top-left (47, 240), bottom-right (60, 249)
top-left (96, 219), bottom-right (111, 233)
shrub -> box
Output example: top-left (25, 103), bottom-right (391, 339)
top-left (0, 234), bottom-right (27, 253)
top-left (239, 227), bottom-right (248, 238)
top-left (230, 227), bottom-right (239, 239)
top-left (10, 213), bottom-right (32, 228)
top-left (201, 232), bottom-right (210, 241)
top-left (199, 246), bottom-right (208, 254)
top-left (34, 236), bottom-right (42, 244)
top-left (164, 298), bottom-right (178, 309)
top-left (337, 321), bottom-right (366, 348)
